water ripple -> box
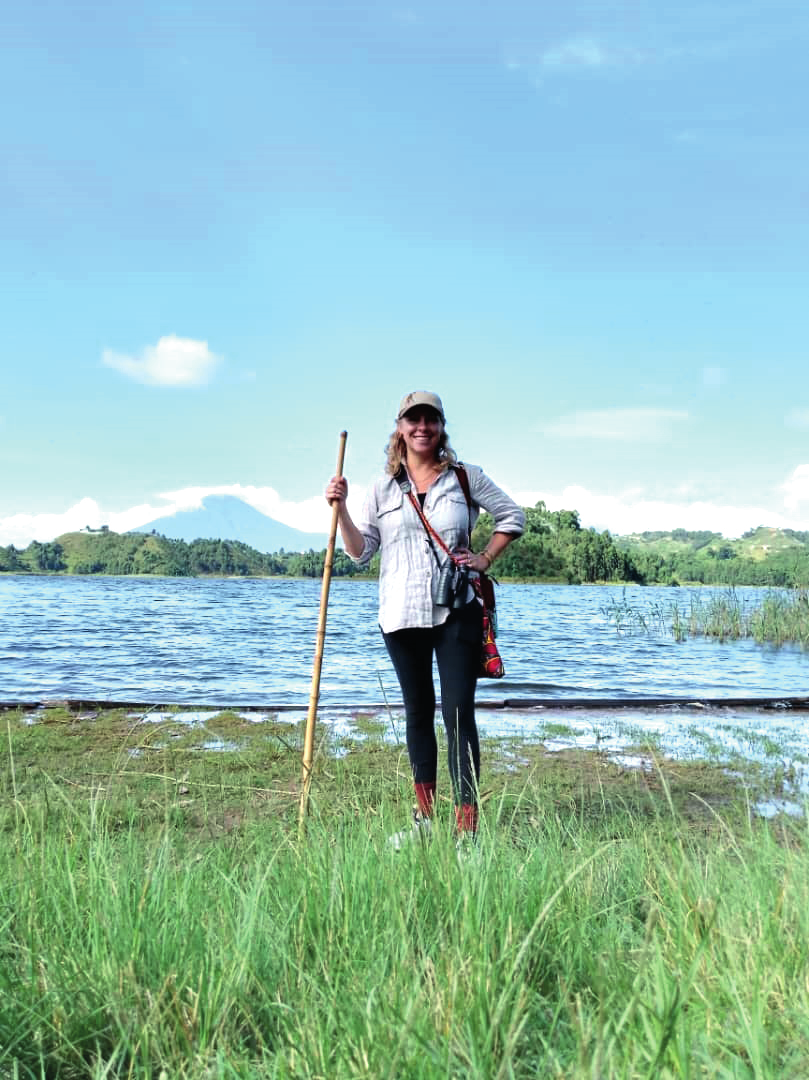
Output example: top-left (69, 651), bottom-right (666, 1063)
top-left (1, 576), bottom-right (807, 706)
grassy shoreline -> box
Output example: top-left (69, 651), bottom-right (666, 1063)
top-left (2, 707), bottom-right (808, 1078)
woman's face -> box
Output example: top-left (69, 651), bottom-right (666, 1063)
top-left (398, 407), bottom-right (443, 458)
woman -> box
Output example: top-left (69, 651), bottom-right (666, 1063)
top-left (325, 391), bottom-right (525, 846)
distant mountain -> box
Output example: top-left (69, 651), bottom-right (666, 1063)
top-left (131, 495), bottom-right (329, 553)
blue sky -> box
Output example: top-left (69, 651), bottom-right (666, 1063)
top-left (2, 0), bottom-right (808, 546)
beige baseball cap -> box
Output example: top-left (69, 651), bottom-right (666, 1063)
top-left (397, 391), bottom-right (445, 421)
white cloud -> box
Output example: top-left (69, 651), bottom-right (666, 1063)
top-left (0, 484), bottom-right (367, 548)
top-left (391, 8), bottom-right (420, 26)
top-left (5, 470), bottom-right (809, 548)
top-left (0, 498), bottom-right (199, 548)
top-left (155, 483), bottom-right (366, 534)
top-left (673, 128), bottom-right (701, 145)
top-left (0, 498), bottom-right (106, 547)
top-left (782, 464), bottom-right (809, 512)
top-left (542, 36), bottom-right (610, 69)
top-left (539, 36), bottom-right (643, 72)
top-left (102, 334), bottom-right (222, 386)
top-left (505, 35), bottom-right (645, 89)
top-left (702, 366), bottom-right (725, 388)
top-left (514, 483), bottom-right (807, 539)
top-left (545, 407), bottom-right (688, 441)
top-left (785, 408), bottom-right (809, 429)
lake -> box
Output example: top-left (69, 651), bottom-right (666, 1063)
top-left (1, 575), bottom-right (807, 707)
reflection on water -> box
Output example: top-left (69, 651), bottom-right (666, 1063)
top-left (1, 576), bottom-right (808, 708)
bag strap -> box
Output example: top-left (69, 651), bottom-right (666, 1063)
top-left (394, 463), bottom-right (497, 617)
top-left (446, 463), bottom-right (472, 541)
top-left (451, 462), bottom-right (470, 507)
top-left (451, 464), bottom-right (498, 610)
top-left (393, 466), bottom-right (458, 568)
top-left (392, 463), bottom-right (482, 565)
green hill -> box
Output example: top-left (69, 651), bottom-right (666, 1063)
top-left (735, 526), bottom-right (808, 561)
top-left (54, 530), bottom-right (181, 575)
top-left (617, 529), bottom-right (722, 555)
top-left (614, 526), bottom-right (809, 587)
top-left (2, 530), bottom-right (330, 578)
top-left (617, 526), bottom-right (809, 563)
top-left (3, 515), bottom-right (809, 586)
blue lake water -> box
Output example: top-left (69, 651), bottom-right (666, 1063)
top-left (1, 575), bottom-right (806, 707)
top-left (5, 576), bottom-right (809, 812)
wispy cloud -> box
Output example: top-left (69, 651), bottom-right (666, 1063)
top-left (102, 334), bottom-right (222, 387)
top-left (545, 407), bottom-right (688, 441)
top-left (785, 408), bottom-right (809, 430)
top-left (504, 34), bottom-right (645, 84)
top-left (702, 366), bottom-right (726, 388)
top-left (391, 8), bottom-right (421, 26)
top-left (673, 128), bottom-right (701, 145)
top-left (540, 36), bottom-right (612, 70)
top-left (527, 35), bottom-right (646, 73)
top-left (508, 9), bottom-right (795, 84)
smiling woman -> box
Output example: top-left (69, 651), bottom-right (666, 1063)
top-left (324, 391), bottom-right (525, 847)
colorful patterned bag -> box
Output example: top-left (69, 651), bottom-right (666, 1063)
top-left (454, 466), bottom-right (505, 679)
top-left (479, 601), bottom-right (505, 679)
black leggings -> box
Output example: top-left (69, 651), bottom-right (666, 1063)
top-left (382, 599), bottom-right (483, 805)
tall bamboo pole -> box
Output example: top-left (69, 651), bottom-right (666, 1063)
top-left (299, 430), bottom-right (348, 829)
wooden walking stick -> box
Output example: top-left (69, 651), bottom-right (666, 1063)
top-left (299, 430), bottom-right (348, 830)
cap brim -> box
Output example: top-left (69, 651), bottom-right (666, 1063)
top-left (399, 406), bottom-right (443, 421)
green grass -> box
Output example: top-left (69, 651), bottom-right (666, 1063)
top-left (603, 587), bottom-right (809, 647)
top-left (2, 707), bottom-right (809, 1077)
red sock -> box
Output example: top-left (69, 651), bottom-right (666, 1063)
top-left (414, 782), bottom-right (436, 817)
top-left (455, 803), bottom-right (478, 834)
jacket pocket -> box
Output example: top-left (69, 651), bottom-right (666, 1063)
top-left (376, 489), bottom-right (408, 542)
top-left (429, 492), bottom-right (472, 547)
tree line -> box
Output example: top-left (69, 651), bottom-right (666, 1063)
top-left (2, 506), bottom-right (809, 586)
top-left (0, 532), bottom-right (363, 579)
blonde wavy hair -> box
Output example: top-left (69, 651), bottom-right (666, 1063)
top-left (384, 420), bottom-right (458, 476)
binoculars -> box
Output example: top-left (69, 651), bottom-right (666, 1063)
top-left (435, 560), bottom-right (470, 608)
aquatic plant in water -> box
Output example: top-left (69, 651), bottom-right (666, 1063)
top-left (602, 588), bottom-right (809, 648)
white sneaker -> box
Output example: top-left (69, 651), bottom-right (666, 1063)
top-left (455, 832), bottom-right (480, 863)
top-left (387, 809), bottom-right (432, 850)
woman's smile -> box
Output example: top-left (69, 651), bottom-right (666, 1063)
top-left (400, 409), bottom-right (442, 456)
